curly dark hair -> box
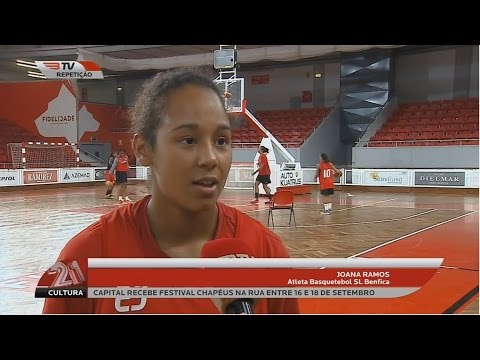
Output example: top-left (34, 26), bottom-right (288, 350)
top-left (129, 67), bottom-right (225, 148)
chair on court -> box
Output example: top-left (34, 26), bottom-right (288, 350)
top-left (267, 190), bottom-right (296, 229)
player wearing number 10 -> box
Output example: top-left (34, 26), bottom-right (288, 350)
top-left (314, 153), bottom-right (341, 215)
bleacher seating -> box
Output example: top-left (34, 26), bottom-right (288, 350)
top-left (368, 98), bottom-right (479, 147)
top-left (232, 107), bottom-right (332, 148)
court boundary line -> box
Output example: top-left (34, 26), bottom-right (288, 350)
top-left (347, 210), bottom-right (478, 314)
top-left (332, 198), bottom-right (399, 212)
top-left (363, 204), bottom-right (479, 212)
top-left (241, 197), bottom-right (399, 213)
top-left (268, 209), bottom-right (438, 228)
top-left (350, 211), bottom-right (477, 258)
top-left (440, 265), bottom-right (479, 272)
top-left (293, 197), bottom-right (397, 207)
top-left (442, 286), bottom-right (479, 314)
top-left (297, 198), bottom-right (399, 213)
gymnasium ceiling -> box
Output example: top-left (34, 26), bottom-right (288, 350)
top-left (0, 44), bottom-right (419, 82)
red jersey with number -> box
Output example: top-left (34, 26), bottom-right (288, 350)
top-left (42, 195), bottom-right (300, 314)
top-left (319, 162), bottom-right (335, 190)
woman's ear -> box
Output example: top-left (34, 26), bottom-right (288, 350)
top-left (133, 133), bottom-right (152, 166)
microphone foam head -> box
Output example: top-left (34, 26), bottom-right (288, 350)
top-left (201, 238), bottom-right (257, 314)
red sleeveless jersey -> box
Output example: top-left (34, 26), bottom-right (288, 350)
top-left (319, 162), bottom-right (335, 190)
top-left (257, 153), bottom-right (270, 175)
top-left (116, 155), bottom-right (129, 172)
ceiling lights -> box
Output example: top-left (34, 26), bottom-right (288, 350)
top-left (16, 59), bottom-right (46, 79)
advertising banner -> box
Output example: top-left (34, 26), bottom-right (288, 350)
top-left (23, 169), bottom-right (59, 185)
top-left (0, 170), bottom-right (20, 186)
top-left (277, 170), bottom-right (303, 187)
top-left (94, 168), bottom-right (106, 181)
top-left (364, 171), bottom-right (409, 186)
top-left (61, 168), bottom-right (93, 183)
top-left (414, 172), bottom-right (465, 187)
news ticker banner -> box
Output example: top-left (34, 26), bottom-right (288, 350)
top-left (35, 258), bottom-right (443, 299)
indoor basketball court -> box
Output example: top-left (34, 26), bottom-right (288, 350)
top-left (0, 184), bottom-right (477, 314)
top-left (0, 45), bottom-right (478, 315)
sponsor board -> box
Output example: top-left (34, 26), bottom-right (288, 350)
top-left (23, 169), bottom-right (59, 185)
top-left (95, 168), bottom-right (106, 181)
top-left (0, 170), bottom-right (20, 186)
top-left (414, 172), bottom-right (465, 187)
top-left (127, 167), bottom-right (137, 179)
top-left (364, 171), bottom-right (409, 186)
top-left (277, 170), bottom-right (303, 187)
top-left (469, 170), bottom-right (479, 188)
top-left (61, 169), bottom-right (93, 183)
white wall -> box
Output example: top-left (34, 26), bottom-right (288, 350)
top-left (124, 78), bottom-right (148, 105)
top-left (353, 146), bottom-right (479, 169)
top-left (323, 62), bottom-right (340, 107)
top-left (394, 47), bottom-right (479, 103)
top-left (239, 65), bottom-right (314, 112)
top-left (396, 49), bottom-right (456, 102)
top-left (470, 46), bottom-right (479, 97)
top-left (80, 79), bottom-right (119, 105)
top-left (426, 49), bottom-right (456, 101)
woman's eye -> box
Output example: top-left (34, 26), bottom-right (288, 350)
top-left (180, 137), bottom-right (195, 145)
top-left (216, 137), bottom-right (229, 146)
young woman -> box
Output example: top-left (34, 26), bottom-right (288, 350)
top-left (110, 149), bottom-right (131, 202)
top-left (43, 68), bottom-right (299, 314)
top-left (250, 145), bottom-right (273, 204)
top-left (314, 152), bottom-right (341, 215)
top-left (104, 152), bottom-right (117, 199)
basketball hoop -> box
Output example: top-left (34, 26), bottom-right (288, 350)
top-left (213, 78), bottom-right (244, 114)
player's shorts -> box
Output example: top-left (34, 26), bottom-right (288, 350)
top-left (320, 188), bottom-right (334, 196)
top-left (116, 171), bottom-right (128, 184)
top-left (105, 170), bottom-right (115, 183)
top-left (256, 175), bottom-right (271, 184)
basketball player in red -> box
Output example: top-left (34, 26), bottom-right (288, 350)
top-left (110, 149), bottom-right (131, 202)
top-left (250, 145), bottom-right (273, 204)
top-left (43, 68), bottom-right (299, 314)
top-left (314, 152), bottom-right (341, 215)
top-left (104, 152), bottom-right (117, 199)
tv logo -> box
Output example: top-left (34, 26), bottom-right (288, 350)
top-left (35, 60), bottom-right (104, 79)
top-left (47, 260), bottom-right (86, 287)
top-left (35, 259), bottom-right (88, 298)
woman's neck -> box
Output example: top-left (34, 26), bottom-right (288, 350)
top-left (146, 195), bottom-right (219, 257)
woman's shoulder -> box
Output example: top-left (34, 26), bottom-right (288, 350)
top-left (218, 202), bottom-right (289, 258)
top-left (57, 220), bottom-right (104, 260)
top-left (58, 196), bottom-right (149, 259)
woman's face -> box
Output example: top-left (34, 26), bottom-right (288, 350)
top-left (147, 84), bottom-right (232, 212)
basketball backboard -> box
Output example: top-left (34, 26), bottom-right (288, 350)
top-left (213, 77), bottom-right (244, 113)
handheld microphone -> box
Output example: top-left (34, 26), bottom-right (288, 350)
top-left (224, 298), bottom-right (254, 314)
top-left (201, 238), bottom-right (256, 314)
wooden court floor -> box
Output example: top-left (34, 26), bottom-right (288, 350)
top-left (0, 183), bottom-right (478, 314)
